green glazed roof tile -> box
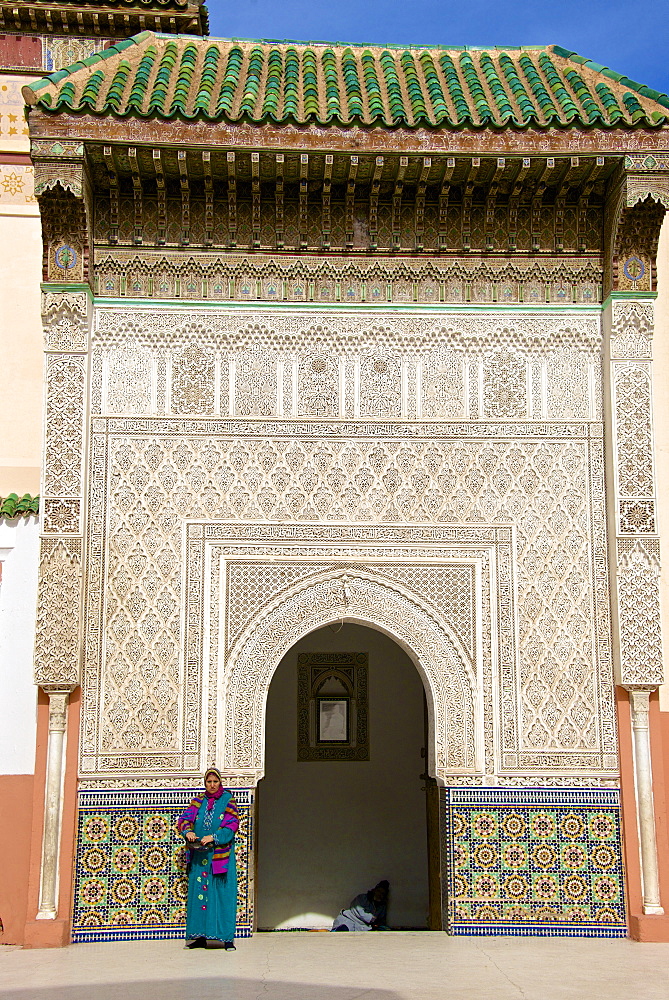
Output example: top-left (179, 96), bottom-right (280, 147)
top-left (0, 494), bottom-right (39, 519)
top-left (22, 34), bottom-right (669, 129)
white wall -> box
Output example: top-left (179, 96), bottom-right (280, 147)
top-left (257, 623), bottom-right (429, 930)
top-left (0, 516), bottom-right (38, 774)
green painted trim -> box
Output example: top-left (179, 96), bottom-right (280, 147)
top-left (602, 290), bottom-right (658, 309)
top-left (41, 282), bottom-right (93, 299)
top-left (94, 296), bottom-right (601, 314)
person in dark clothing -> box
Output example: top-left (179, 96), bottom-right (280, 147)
top-left (331, 880), bottom-right (390, 931)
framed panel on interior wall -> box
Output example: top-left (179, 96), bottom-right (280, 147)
top-left (297, 652), bottom-right (369, 761)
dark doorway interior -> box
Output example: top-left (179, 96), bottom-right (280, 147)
top-left (257, 622), bottom-right (431, 930)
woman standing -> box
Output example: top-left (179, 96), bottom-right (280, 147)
top-left (177, 768), bottom-right (239, 949)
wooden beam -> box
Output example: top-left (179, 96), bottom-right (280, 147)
top-left (321, 153), bottom-right (333, 250)
top-left (127, 147), bottom-right (143, 245)
top-left (554, 156), bottom-right (580, 252)
top-left (299, 153), bottom-right (309, 250)
top-left (369, 155), bottom-right (383, 251)
top-left (227, 150), bottom-right (237, 248)
top-left (392, 156), bottom-right (407, 249)
top-left (346, 155), bottom-right (358, 250)
top-left (438, 156), bottom-right (455, 251)
top-left (462, 157), bottom-right (480, 252)
top-left (103, 145), bottom-right (118, 244)
top-left (531, 157), bottom-right (555, 252)
top-left (251, 151), bottom-right (261, 248)
top-left (178, 149), bottom-right (190, 245)
top-left (275, 153), bottom-right (284, 249)
top-left (507, 156), bottom-right (530, 251)
top-left (202, 150), bottom-right (213, 247)
top-left (484, 156), bottom-right (505, 251)
top-left (415, 156), bottom-right (431, 251)
top-left (152, 148), bottom-right (166, 245)
top-left (577, 155), bottom-right (604, 252)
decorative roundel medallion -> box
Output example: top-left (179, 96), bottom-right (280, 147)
top-left (54, 244), bottom-right (77, 270)
top-left (623, 256), bottom-right (645, 282)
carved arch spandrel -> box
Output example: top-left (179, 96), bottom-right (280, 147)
top-left (605, 174), bottom-right (668, 293)
top-left (220, 569), bottom-right (480, 785)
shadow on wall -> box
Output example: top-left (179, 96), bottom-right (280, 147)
top-left (0, 979), bottom-right (404, 1000)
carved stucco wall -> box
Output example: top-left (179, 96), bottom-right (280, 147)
top-left (73, 303), bottom-right (618, 789)
top-left (607, 297), bottom-right (664, 686)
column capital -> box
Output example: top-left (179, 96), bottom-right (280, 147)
top-left (623, 686), bottom-right (656, 729)
top-left (40, 683), bottom-right (78, 695)
top-left (40, 687), bottom-right (76, 734)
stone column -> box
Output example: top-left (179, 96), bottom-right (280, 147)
top-left (603, 173), bottom-right (668, 921)
top-left (36, 686), bottom-right (75, 919)
top-left (30, 152), bottom-right (93, 930)
top-left (626, 687), bottom-right (663, 914)
top-left (604, 295), bottom-right (665, 916)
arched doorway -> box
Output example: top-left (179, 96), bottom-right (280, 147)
top-left (220, 567), bottom-right (480, 933)
top-left (222, 568), bottom-right (479, 783)
top-left (257, 622), bottom-right (430, 930)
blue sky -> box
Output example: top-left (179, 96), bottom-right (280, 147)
top-left (207, 0), bottom-right (669, 98)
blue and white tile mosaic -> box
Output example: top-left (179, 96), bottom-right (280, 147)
top-left (72, 788), bottom-right (254, 943)
top-left (443, 788), bottom-right (626, 937)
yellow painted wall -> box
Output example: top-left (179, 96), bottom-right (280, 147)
top-left (0, 69), bottom-right (42, 498)
top-left (0, 207), bottom-right (43, 497)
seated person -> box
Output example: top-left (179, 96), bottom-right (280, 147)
top-left (331, 880), bottom-right (390, 931)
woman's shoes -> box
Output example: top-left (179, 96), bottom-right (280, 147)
top-left (186, 936), bottom-right (207, 949)
top-left (186, 937), bottom-right (234, 950)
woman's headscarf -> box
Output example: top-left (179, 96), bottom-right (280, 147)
top-left (204, 766), bottom-right (224, 810)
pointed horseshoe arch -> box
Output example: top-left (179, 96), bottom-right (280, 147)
top-left (220, 568), bottom-right (481, 784)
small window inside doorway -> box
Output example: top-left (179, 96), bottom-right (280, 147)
top-left (317, 697), bottom-right (349, 743)
top-left (297, 651), bottom-right (369, 760)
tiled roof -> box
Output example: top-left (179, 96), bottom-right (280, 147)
top-left (0, 494), bottom-right (39, 518)
top-left (23, 32), bottom-right (669, 129)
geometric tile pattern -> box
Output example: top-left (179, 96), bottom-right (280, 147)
top-left (72, 788), bottom-right (253, 943)
top-left (443, 788), bottom-right (626, 937)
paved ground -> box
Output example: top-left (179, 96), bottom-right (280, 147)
top-left (1, 933), bottom-right (669, 1000)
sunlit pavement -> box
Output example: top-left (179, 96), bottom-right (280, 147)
top-left (1, 932), bottom-right (669, 1000)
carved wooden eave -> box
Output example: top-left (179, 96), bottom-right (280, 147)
top-left (24, 41), bottom-right (669, 287)
top-left (26, 121), bottom-right (669, 274)
top-left (0, 2), bottom-right (207, 38)
top-left (25, 109), bottom-right (669, 156)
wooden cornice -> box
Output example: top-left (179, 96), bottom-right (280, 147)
top-left (26, 111), bottom-right (669, 157)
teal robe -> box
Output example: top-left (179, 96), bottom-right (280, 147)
top-left (184, 791), bottom-right (238, 942)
